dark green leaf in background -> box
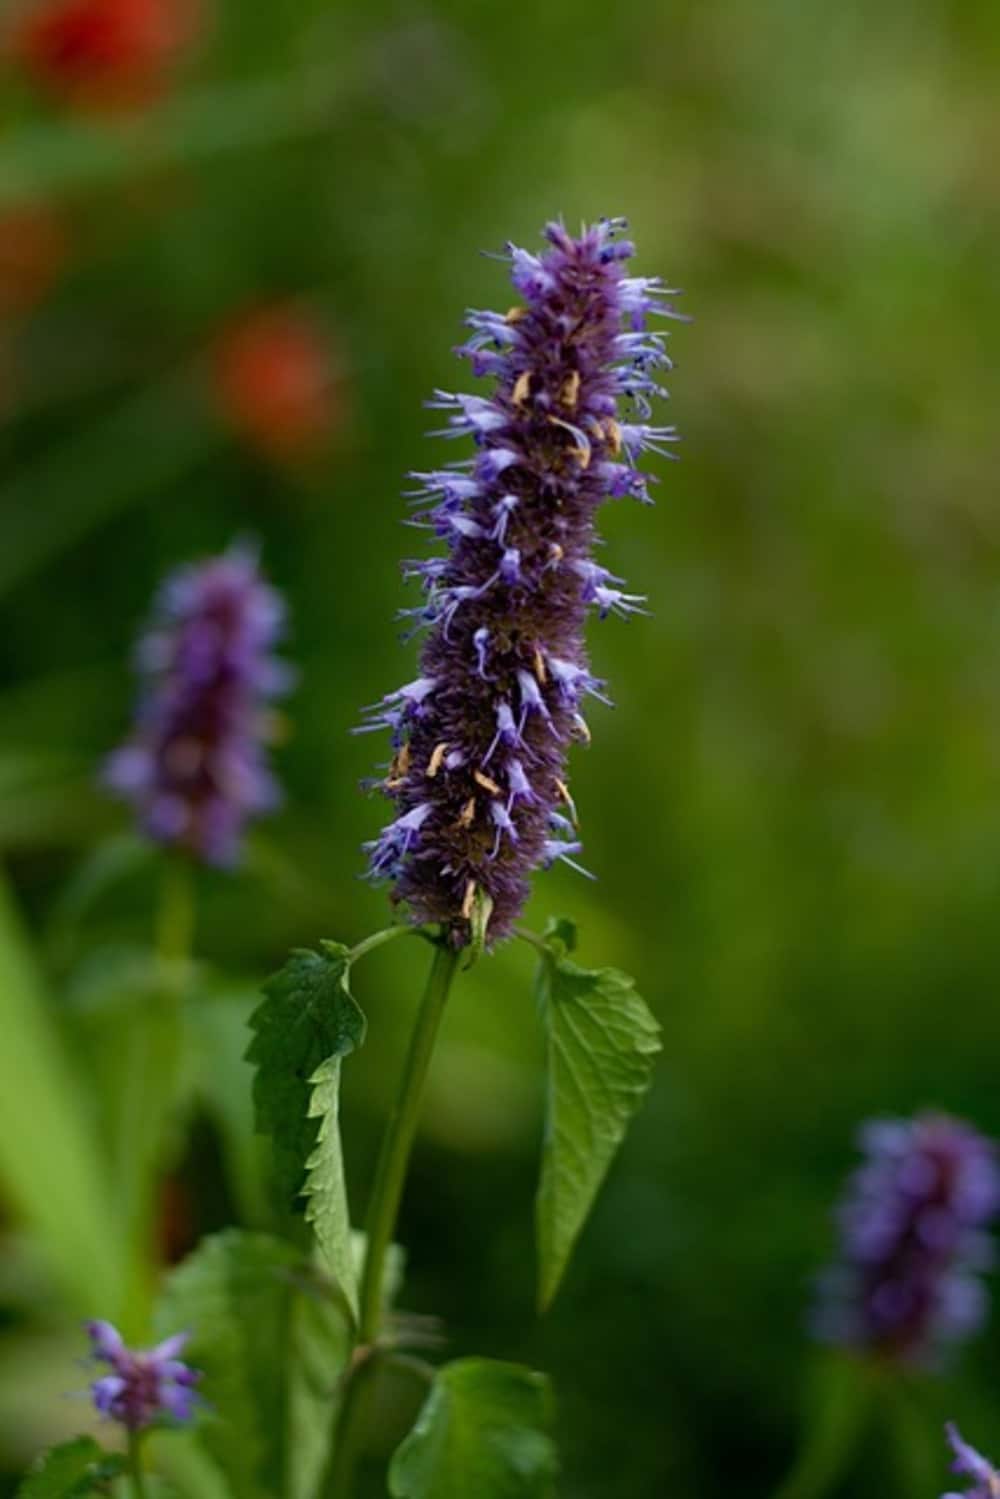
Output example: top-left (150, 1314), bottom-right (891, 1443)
top-left (534, 920), bottom-right (661, 1310)
top-left (155, 1229), bottom-right (304, 1499)
top-left (388, 1358), bottom-right (557, 1499)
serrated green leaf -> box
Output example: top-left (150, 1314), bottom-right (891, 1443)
top-left (155, 1230), bottom-right (304, 1499)
top-left (17, 1437), bottom-right (125, 1497)
top-left (303, 1052), bottom-right (359, 1319)
top-left (246, 942), bottom-right (365, 1211)
top-left (535, 945), bottom-right (661, 1310)
top-left (389, 1358), bottom-right (557, 1499)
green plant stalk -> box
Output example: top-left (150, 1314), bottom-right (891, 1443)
top-left (156, 855), bottom-right (196, 973)
top-left (120, 856), bottom-right (196, 1334)
top-left (323, 937), bottom-right (461, 1498)
top-left (128, 1431), bottom-right (148, 1499)
top-left (770, 1355), bottom-right (874, 1499)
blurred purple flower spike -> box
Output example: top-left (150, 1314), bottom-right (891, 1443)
top-left (813, 1112), bottom-right (1000, 1365)
top-left (87, 1320), bottom-right (201, 1430)
top-left (105, 542), bottom-right (293, 867)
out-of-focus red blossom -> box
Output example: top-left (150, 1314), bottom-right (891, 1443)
top-left (0, 204), bottom-right (68, 315)
top-left (212, 307), bottom-right (345, 464)
top-left (9, 0), bottom-right (197, 110)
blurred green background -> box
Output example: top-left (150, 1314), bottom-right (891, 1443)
top-left (3, 0), bottom-right (1000, 1493)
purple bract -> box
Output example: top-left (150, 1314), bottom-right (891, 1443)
top-left (87, 1320), bottom-right (201, 1430)
top-left (105, 544), bottom-right (292, 867)
top-left (360, 217), bottom-right (683, 943)
top-left (813, 1113), bottom-right (1000, 1365)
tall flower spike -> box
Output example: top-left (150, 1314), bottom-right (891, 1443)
top-left (105, 543), bottom-right (293, 867)
top-left (86, 1320), bottom-right (201, 1430)
top-left (812, 1113), bottom-right (1000, 1366)
top-left (361, 218), bottom-right (683, 944)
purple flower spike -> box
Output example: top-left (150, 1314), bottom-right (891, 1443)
top-left (813, 1113), bottom-right (1000, 1366)
top-left (361, 217), bottom-right (683, 943)
top-left (104, 543), bottom-right (293, 867)
top-left (86, 1320), bottom-right (202, 1431)
top-left (942, 1424), bottom-right (1000, 1498)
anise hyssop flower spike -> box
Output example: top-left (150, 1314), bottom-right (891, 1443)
top-left (361, 218), bottom-right (683, 944)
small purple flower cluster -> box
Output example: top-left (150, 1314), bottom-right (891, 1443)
top-left (814, 1113), bottom-right (1000, 1364)
top-left (942, 1425), bottom-right (1000, 1499)
top-left (360, 217), bottom-right (683, 943)
top-left (105, 544), bottom-right (292, 867)
top-left (87, 1320), bottom-right (201, 1430)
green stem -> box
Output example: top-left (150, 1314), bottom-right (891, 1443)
top-left (127, 1431), bottom-right (148, 1499)
top-left (156, 856), bottom-right (195, 973)
top-left (120, 856), bottom-right (194, 1335)
top-left (358, 939), bottom-right (460, 1340)
top-left (769, 1356), bottom-right (873, 1499)
top-left (349, 924), bottom-right (429, 965)
top-left (323, 938), bottom-right (461, 1498)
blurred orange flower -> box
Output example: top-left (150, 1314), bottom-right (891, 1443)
top-left (212, 305), bottom-right (345, 465)
top-left (9, 0), bottom-right (198, 109)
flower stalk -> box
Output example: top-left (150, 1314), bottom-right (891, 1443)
top-left (323, 936), bottom-right (461, 1499)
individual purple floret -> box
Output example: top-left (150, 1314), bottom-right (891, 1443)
top-left (105, 543), bottom-right (292, 867)
top-left (86, 1320), bottom-right (201, 1430)
top-left (942, 1424), bottom-right (1000, 1498)
top-left (813, 1113), bottom-right (1000, 1365)
top-left (360, 217), bottom-right (683, 943)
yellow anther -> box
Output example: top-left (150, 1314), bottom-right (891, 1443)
top-left (457, 797), bottom-right (476, 828)
top-left (560, 371), bottom-right (581, 410)
top-left (505, 306), bottom-right (526, 324)
top-left (604, 417), bottom-right (623, 457)
top-left (473, 770), bottom-right (500, 795)
top-left (548, 416), bottom-right (592, 470)
top-left (534, 648), bottom-right (547, 684)
top-left (574, 716), bottom-right (592, 744)
top-left (511, 370), bottom-right (532, 408)
top-left (556, 777), bottom-right (579, 827)
top-left (549, 543), bottom-right (564, 563)
top-left (426, 741), bottom-right (448, 778)
top-left (386, 742), bottom-right (411, 789)
top-left (461, 880), bottom-right (477, 920)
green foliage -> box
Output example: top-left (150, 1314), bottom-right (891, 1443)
top-left (304, 1052), bottom-right (359, 1319)
top-left (67, 947), bottom-right (191, 1307)
top-left (0, 876), bottom-right (124, 1318)
top-left (156, 1229), bottom-right (343, 1499)
top-left (389, 1359), bottom-right (558, 1499)
top-left (17, 1438), bottom-right (125, 1498)
top-left (534, 919), bottom-right (661, 1310)
top-left (246, 942), bottom-right (366, 1212)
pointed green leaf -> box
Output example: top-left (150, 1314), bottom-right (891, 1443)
top-left (303, 1053), bottom-right (359, 1318)
top-left (246, 942), bottom-right (365, 1210)
top-left (0, 875), bottom-right (123, 1317)
top-left (535, 936), bottom-right (661, 1310)
top-left (17, 1437), bottom-right (125, 1497)
top-left (389, 1359), bottom-right (557, 1499)
top-left (155, 1230), bottom-right (305, 1499)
